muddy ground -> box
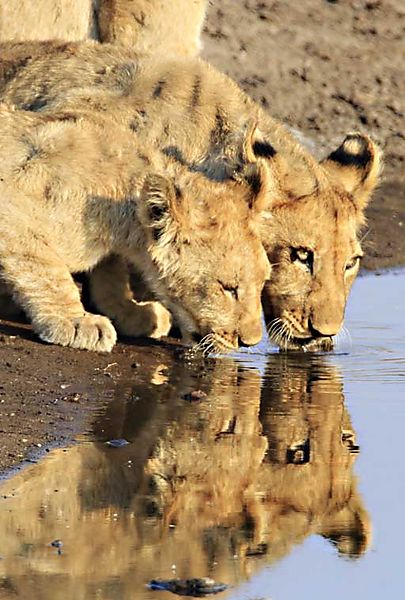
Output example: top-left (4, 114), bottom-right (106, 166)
top-left (0, 0), bottom-right (404, 474)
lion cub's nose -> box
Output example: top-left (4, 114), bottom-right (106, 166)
top-left (308, 318), bottom-right (343, 338)
top-left (238, 324), bottom-right (262, 347)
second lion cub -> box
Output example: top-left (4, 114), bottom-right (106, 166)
top-left (0, 107), bottom-right (271, 352)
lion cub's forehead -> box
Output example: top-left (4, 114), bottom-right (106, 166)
top-left (314, 190), bottom-right (359, 228)
top-left (197, 185), bottom-right (252, 212)
top-left (274, 188), bottom-right (360, 250)
top-left (190, 189), bottom-right (254, 233)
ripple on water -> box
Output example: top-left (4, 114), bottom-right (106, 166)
top-left (333, 270), bottom-right (405, 385)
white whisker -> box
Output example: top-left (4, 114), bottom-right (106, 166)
top-left (203, 341), bottom-right (215, 357)
top-left (360, 228), bottom-right (370, 243)
top-left (191, 333), bottom-right (215, 355)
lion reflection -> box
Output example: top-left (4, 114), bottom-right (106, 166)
top-left (0, 355), bottom-right (370, 599)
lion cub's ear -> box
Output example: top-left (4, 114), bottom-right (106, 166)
top-left (232, 119), bottom-right (279, 214)
top-left (213, 118), bottom-right (278, 212)
top-left (138, 174), bottom-right (183, 241)
top-left (322, 133), bottom-right (382, 208)
top-left (240, 161), bottom-right (276, 214)
top-left (234, 118), bottom-right (277, 166)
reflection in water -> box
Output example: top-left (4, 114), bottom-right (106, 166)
top-left (0, 355), bottom-right (369, 599)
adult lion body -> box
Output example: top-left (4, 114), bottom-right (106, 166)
top-left (0, 41), bottom-right (381, 351)
top-left (0, 0), bottom-right (207, 56)
top-left (0, 105), bottom-right (271, 351)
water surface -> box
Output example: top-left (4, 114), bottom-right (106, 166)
top-left (0, 271), bottom-right (404, 600)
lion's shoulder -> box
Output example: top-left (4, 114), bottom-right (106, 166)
top-left (0, 1), bottom-right (96, 43)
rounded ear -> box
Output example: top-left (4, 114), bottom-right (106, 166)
top-left (204, 116), bottom-right (277, 183)
top-left (242, 118), bottom-right (259, 163)
top-left (235, 118), bottom-right (277, 166)
top-left (232, 158), bottom-right (278, 216)
top-left (322, 133), bottom-right (382, 208)
top-left (138, 174), bottom-right (182, 241)
top-left (230, 120), bottom-right (279, 214)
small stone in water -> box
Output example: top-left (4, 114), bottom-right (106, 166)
top-left (105, 439), bottom-right (130, 448)
top-left (182, 390), bottom-right (207, 402)
top-left (147, 577), bottom-right (228, 596)
top-left (50, 539), bottom-right (63, 555)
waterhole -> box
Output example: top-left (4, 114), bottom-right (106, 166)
top-left (0, 271), bottom-right (403, 600)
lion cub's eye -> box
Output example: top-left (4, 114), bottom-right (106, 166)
top-left (290, 248), bottom-right (313, 271)
top-left (218, 281), bottom-right (239, 300)
top-left (345, 256), bottom-right (361, 271)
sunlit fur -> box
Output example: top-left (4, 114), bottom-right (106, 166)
top-left (0, 0), bottom-right (208, 56)
top-left (0, 105), bottom-right (271, 352)
top-left (0, 42), bottom-right (382, 352)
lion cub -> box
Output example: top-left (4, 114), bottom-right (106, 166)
top-left (0, 107), bottom-right (271, 352)
top-left (0, 42), bottom-right (382, 352)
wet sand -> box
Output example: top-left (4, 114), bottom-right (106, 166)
top-left (0, 323), bottom-right (183, 474)
top-left (1, 0), bottom-right (404, 474)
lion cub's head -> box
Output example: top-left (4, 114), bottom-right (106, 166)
top-left (136, 138), bottom-right (272, 352)
top-left (261, 133), bottom-right (382, 351)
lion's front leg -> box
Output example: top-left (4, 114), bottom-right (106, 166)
top-left (89, 255), bottom-right (172, 339)
top-left (0, 236), bottom-right (117, 352)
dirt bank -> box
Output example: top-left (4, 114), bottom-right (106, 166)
top-left (0, 320), bottom-right (183, 475)
top-left (1, 0), bottom-right (404, 475)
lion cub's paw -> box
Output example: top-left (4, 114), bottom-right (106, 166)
top-left (116, 300), bottom-right (172, 339)
top-left (147, 301), bottom-right (173, 339)
top-left (37, 313), bottom-right (117, 352)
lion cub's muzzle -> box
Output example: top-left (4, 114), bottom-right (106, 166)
top-left (267, 315), bottom-right (336, 353)
top-left (285, 319), bottom-right (336, 352)
top-left (287, 335), bottom-right (335, 353)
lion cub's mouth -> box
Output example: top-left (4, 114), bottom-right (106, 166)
top-left (281, 336), bottom-right (334, 353)
top-left (267, 318), bottom-right (335, 353)
top-left (190, 332), bottom-right (237, 355)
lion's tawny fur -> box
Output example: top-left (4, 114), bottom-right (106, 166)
top-left (0, 0), bottom-right (207, 56)
top-left (0, 41), bottom-right (382, 351)
top-left (0, 105), bottom-right (271, 351)
top-left (0, 1), bottom-right (99, 43)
